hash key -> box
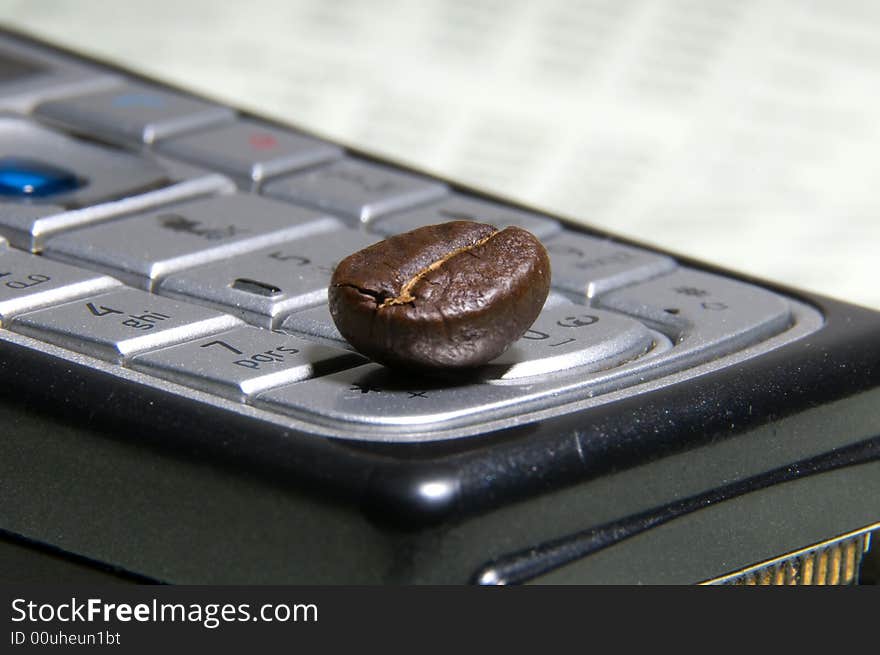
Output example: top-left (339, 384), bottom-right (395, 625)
top-left (595, 269), bottom-right (792, 368)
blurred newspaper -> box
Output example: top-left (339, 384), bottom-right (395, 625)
top-left (1, 0), bottom-right (877, 308)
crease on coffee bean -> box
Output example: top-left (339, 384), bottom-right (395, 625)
top-left (337, 284), bottom-right (386, 304)
top-left (376, 229), bottom-right (500, 309)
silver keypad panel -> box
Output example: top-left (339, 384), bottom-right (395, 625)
top-left (0, 70), bottom-right (823, 442)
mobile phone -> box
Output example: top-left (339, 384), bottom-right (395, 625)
top-left (0, 27), bottom-right (877, 585)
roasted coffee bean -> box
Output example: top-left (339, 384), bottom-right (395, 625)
top-left (329, 221), bottom-right (551, 371)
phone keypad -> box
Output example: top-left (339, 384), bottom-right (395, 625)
top-left (0, 99), bottom-right (804, 440)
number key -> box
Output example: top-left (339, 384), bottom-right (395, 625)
top-left (130, 326), bottom-right (365, 400)
top-left (484, 304), bottom-right (655, 380)
top-left (263, 158), bottom-right (448, 224)
top-left (595, 269), bottom-right (793, 366)
top-left (157, 228), bottom-right (379, 328)
top-left (156, 119), bottom-right (343, 189)
top-left (0, 248), bottom-right (120, 326)
top-left (10, 288), bottom-right (242, 362)
top-left (544, 231), bottom-right (676, 299)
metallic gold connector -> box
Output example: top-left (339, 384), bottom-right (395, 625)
top-left (702, 523), bottom-right (877, 585)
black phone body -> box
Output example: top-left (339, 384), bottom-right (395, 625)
top-left (0, 27), bottom-right (877, 584)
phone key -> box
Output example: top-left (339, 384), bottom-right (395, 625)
top-left (0, 175), bottom-right (234, 252)
top-left (594, 268), bottom-right (792, 365)
top-left (156, 119), bottom-right (343, 189)
top-left (263, 158), bottom-right (448, 224)
top-left (0, 117), bottom-right (169, 210)
top-left (0, 202), bottom-right (61, 251)
top-left (0, 33), bottom-right (124, 113)
top-left (483, 305), bottom-right (654, 381)
top-left (279, 303), bottom-right (350, 349)
top-left (130, 326), bottom-right (365, 401)
top-left (0, 249), bottom-right (121, 326)
top-left (370, 194), bottom-right (561, 240)
top-left (10, 288), bottom-right (243, 363)
top-left (157, 228), bottom-right (380, 328)
top-left (43, 193), bottom-right (342, 290)
top-left (34, 83), bottom-right (235, 145)
top-left (544, 231), bottom-right (677, 299)
top-left (256, 363), bottom-right (523, 429)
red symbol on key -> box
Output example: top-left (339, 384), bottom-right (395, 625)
top-left (248, 132), bottom-right (278, 151)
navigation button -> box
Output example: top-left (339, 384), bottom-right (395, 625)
top-left (0, 117), bottom-right (169, 214)
top-left (0, 175), bottom-right (234, 253)
top-left (0, 157), bottom-right (84, 198)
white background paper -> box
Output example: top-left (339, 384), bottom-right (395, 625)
top-left (2, 0), bottom-right (877, 308)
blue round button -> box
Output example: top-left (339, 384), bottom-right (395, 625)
top-left (0, 157), bottom-right (84, 198)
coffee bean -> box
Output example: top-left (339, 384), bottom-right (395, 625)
top-left (329, 221), bottom-right (551, 371)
